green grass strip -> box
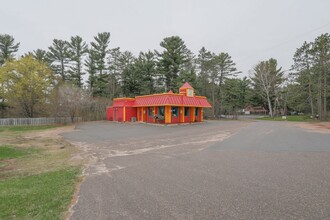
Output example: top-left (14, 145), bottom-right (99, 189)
top-left (0, 167), bottom-right (81, 220)
top-left (0, 125), bottom-right (59, 133)
top-left (258, 115), bottom-right (312, 122)
top-left (0, 145), bottom-right (39, 160)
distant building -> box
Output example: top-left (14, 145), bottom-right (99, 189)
top-left (106, 82), bottom-right (212, 124)
top-left (244, 105), bottom-right (268, 115)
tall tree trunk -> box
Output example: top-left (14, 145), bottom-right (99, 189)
top-left (274, 97), bottom-right (281, 116)
top-left (212, 83), bottom-right (215, 117)
top-left (317, 76), bottom-right (322, 119)
top-left (0, 82), bottom-right (4, 118)
top-left (283, 93), bottom-right (288, 116)
top-left (217, 86), bottom-right (222, 116)
top-left (273, 97), bottom-right (277, 117)
top-left (218, 74), bottom-right (223, 116)
top-left (77, 60), bottom-right (81, 87)
top-left (267, 92), bottom-right (273, 117)
top-left (0, 103), bottom-right (4, 118)
top-left (61, 59), bottom-right (65, 81)
top-left (306, 67), bottom-right (314, 117)
top-left (323, 75), bottom-right (327, 119)
top-left (308, 79), bottom-right (314, 116)
top-left (112, 78), bottom-right (116, 100)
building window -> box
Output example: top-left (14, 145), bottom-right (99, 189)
top-left (172, 107), bottom-right (178, 117)
top-left (158, 106), bottom-right (165, 116)
top-left (187, 89), bottom-right (193, 97)
top-left (148, 107), bottom-right (153, 116)
top-left (195, 107), bottom-right (199, 116)
top-left (184, 107), bottom-right (190, 116)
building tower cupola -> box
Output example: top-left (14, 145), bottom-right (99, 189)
top-left (179, 82), bottom-right (194, 97)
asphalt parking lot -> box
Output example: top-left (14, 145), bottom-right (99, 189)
top-left (63, 120), bottom-right (330, 220)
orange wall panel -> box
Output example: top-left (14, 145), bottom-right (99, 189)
top-left (165, 106), bottom-right (171, 124)
top-left (179, 106), bottom-right (184, 123)
top-left (143, 107), bottom-right (147, 122)
top-left (190, 107), bottom-right (195, 122)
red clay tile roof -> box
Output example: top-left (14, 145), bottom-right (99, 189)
top-left (111, 83), bottom-right (211, 108)
top-left (179, 82), bottom-right (193, 89)
top-left (133, 94), bottom-right (211, 107)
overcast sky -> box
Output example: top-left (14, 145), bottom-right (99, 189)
top-left (1, 0), bottom-right (330, 78)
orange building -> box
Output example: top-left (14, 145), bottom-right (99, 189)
top-left (106, 82), bottom-right (212, 124)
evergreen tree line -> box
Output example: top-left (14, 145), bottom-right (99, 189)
top-left (0, 32), bottom-right (329, 119)
top-left (290, 33), bottom-right (330, 120)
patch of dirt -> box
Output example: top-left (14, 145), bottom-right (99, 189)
top-left (293, 122), bottom-right (330, 134)
top-left (0, 125), bottom-right (84, 178)
top-left (24, 125), bottom-right (76, 139)
top-left (65, 175), bottom-right (85, 220)
top-left (0, 159), bottom-right (16, 179)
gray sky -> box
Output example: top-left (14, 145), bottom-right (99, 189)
top-left (1, 0), bottom-right (330, 77)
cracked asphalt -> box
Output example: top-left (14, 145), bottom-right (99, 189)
top-left (62, 120), bottom-right (330, 220)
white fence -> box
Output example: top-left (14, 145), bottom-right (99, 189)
top-left (0, 117), bottom-right (82, 126)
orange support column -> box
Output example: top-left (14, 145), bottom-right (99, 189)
top-left (190, 107), bottom-right (195, 122)
top-left (153, 106), bottom-right (157, 123)
top-left (179, 106), bottom-right (184, 123)
top-left (165, 106), bottom-right (172, 124)
top-left (200, 108), bottom-right (203, 122)
top-left (141, 107), bottom-right (144, 122)
top-left (143, 107), bottom-right (147, 122)
top-left (123, 106), bottom-right (126, 122)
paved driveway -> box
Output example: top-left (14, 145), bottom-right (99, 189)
top-left (63, 120), bottom-right (330, 220)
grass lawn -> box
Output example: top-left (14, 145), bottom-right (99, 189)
top-left (258, 115), bottom-right (312, 122)
top-left (0, 168), bottom-right (81, 220)
top-left (0, 145), bottom-right (39, 160)
top-left (0, 125), bottom-right (59, 132)
top-left (0, 125), bottom-right (82, 220)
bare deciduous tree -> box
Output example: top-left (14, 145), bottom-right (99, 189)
top-left (55, 84), bottom-right (90, 122)
top-left (251, 58), bottom-right (284, 117)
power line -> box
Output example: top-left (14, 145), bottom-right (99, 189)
top-left (291, 22), bottom-right (330, 40)
top-left (262, 21), bottom-right (330, 52)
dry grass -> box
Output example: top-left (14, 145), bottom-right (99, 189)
top-left (0, 125), bottom-right (84, 179)
top-left (293, 122), bottom-right (330, 134)
top-left (0, 125), bottom-right (84, 219)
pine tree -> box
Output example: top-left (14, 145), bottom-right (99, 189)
top-left (48, 39), bottom-right (70, 81)
top-left (85, 49), bottom-right (98, 95)
top-left (90, 32), bottom-right (111, 97)
top-left (134, 51), bottom-right (157, 95)
top-left (156, 36), bottom-right (192, 92)
top-left (108, 47), bottom-right (122, 99)
top-left (0, 34), bottom-right (19, 117)
top-left (196, 47), bottom-right (214, 96)
top-left (119, 51), bottom-right (136, 97)
top-left (222, 78), bottom-right (242, 117)
top-left (311, 33), bottom-right (330, 119)
top-left (32, 49), bottom-right (50, 64)
top-left (0, 34), bottom-right (20, 66)
top-left (290, 33), bottom-right (330, 119)
top-left (68, 36), bottom-right (88, 87)
top-left (292, 42), bottom-right (315, 116)
top-left (214, 52), bottom-right (241, 115)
